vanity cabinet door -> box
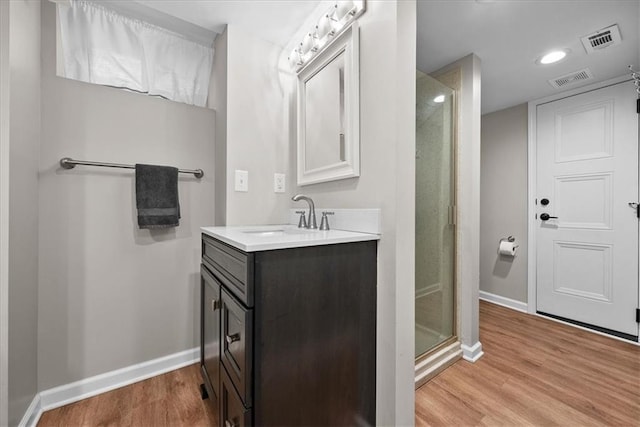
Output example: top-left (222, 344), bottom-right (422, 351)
top-left (201, 265), bottom-right (221, 401)
top-left (221, 365), bottom-right (251, 427)
top-left (221, 288), bottom-right (253, 407)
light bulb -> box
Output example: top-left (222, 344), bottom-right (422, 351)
top-left (288, 48), bottom-right (303, 69)
top-left (334, 0), bottom-right (355, 21)
top-left (300, 33), bottom-right (313, 55)
top-left (316, 14), bottom-right (333, 39)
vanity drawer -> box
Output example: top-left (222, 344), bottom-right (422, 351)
top-left (221, 365), bottom-right (252, 427)
top-left (221, 288), bottom-right (253, 407)
top-left (202, 234), bottom-right (254, 307)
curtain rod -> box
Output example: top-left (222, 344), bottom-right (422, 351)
top-left (59, 157), bottom-right (204, 178)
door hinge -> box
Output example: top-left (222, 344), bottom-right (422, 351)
top-left (636, 308), bottom-right (640, 323)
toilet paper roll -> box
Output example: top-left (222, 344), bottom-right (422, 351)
top-left (499, 240), bottom-right (517, 257)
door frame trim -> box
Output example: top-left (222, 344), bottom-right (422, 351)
top-left (527, 75), bottom-right (637, 342)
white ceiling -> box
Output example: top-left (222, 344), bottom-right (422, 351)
top-left (132, 0), bottom-right (639, 114)
top-left (135, 0), bottom-right (322, 47)
top-left (417, 0), bottom-right (640, 114)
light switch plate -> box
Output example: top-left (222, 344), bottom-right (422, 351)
top-left (235, 170), bottom-right (248, 192)
top-left (274, 173), bottom-right (285, 193)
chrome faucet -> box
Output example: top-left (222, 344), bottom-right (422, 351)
top-left (292, 194), bottom-right (317, 229)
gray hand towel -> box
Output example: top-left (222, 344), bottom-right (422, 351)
top-left (135, 164), bottom-right (180, 229)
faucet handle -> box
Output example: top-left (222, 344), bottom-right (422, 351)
top-left (319, 211), bottom-right (335, 231)
top-left (296, 210), bottom-right (308, 228)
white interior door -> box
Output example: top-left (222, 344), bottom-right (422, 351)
top-left (536, 81), bottom-right (639, 338)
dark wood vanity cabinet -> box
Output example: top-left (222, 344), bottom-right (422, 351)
top-left (200, 265), bottom-right (222, 411)
top-left (200, 233), bottom-right (377, 426)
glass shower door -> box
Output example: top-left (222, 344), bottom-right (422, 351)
top-left (415, 71), bottom-right (456, 358)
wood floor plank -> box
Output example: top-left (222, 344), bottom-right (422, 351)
top-left (38, 301), bottom-right (639, 427)
top-left (416, 301), bottom-right (640, 427)
top-left (37, 364), bottom-right (217, 427)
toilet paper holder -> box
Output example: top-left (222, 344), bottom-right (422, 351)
top-left (499, 236), bottom-right (519, 249)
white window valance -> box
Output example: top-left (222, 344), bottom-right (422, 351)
top-left (57, 0), bottom-right (214, 107)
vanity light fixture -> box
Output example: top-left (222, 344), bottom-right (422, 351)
top-left (288, 48), bottom-right (304, 69)
top-left (537, 49), bottom-right (570, 65)
top-left (288, 0), bottom-right (366, 72)
top-left (433, 94), bottom-right (445, 103)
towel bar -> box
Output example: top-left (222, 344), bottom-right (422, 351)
top-left (59, 157), bottom-right (204, 178)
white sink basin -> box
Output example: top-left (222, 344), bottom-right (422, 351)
top-left (242, 229), bottom-right (286, 236)
top-left (241, 227), bottom-right (318, 237)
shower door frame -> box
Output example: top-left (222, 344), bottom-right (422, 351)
top-left (0, 0), bottom-right (9, 422)
top-left (415, 69), bottom-right (460, 366)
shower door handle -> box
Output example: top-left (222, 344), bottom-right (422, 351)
top-left (448, 205), bottom-right (456, 226)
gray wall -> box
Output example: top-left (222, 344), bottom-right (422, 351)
top-left (289, 2), bottom-right (417, 424)
top-left (213, 2), bottom-right (417, 423)
top-left (224, 26), bottom-right (292, 226)
top-left (7, 0), bottom-right (41, 425)
top-left (210, 25), bottom-right (291, 227)
top-left (37, 1), bottom-right (215, 390)
top-left (210, 27), bottom-right (228, 226)
top-left (480, 103), bottom-right (528, 303)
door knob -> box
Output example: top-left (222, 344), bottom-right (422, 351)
top-left (540, 213), bottom-right (558, 221)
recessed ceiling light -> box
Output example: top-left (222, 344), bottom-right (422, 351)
top-left (537, 49), bottom-right (570, 65)
top-left (433, 95), bottom-right (445, 103)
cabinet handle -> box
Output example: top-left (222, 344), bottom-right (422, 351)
top-left (225, 333), bottom-right (240, 345)
top-left (210, 299), bottom-right (219, 311)
top-left (225, 420), bottom-right (237, 427)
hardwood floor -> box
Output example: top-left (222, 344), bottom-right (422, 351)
top-left (37, 364), bottom-right (217, 427)
top-left (38, 301), bottom-right (639, 426)
top-left (416, 301), bottom-right (640, 426)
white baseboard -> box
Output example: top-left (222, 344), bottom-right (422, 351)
top-left (20, 347), bottom-right (198, 425)
top-left (461, 341), bottom-right (484, 362)
top-left (479, 290), bottom-right (528, 313)
top-left (17, 393), bottom-right (42, 427)
top-left (415, 341), bottom-right (462, 388)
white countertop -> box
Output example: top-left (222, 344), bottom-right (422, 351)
top-left (201, 224), bottom-right (380, 252)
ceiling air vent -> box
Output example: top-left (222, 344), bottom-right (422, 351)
top-left (548, 68), bottom-right (594, 89)
top-left (580, 24), bottom-right (622, 54)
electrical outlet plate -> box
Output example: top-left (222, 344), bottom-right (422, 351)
top-left (274, 173), bottom-right (285, 193)
top-left (235, 170), bottom-right (248, 192)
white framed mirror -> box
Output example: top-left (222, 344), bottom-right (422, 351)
top-left (297, 22), bottom-right (359, 186)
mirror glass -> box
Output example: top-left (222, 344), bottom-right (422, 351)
top-left (304, 54), bottom-right (345, 171)
top-left (297, 23), bottom-right (359, 186)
